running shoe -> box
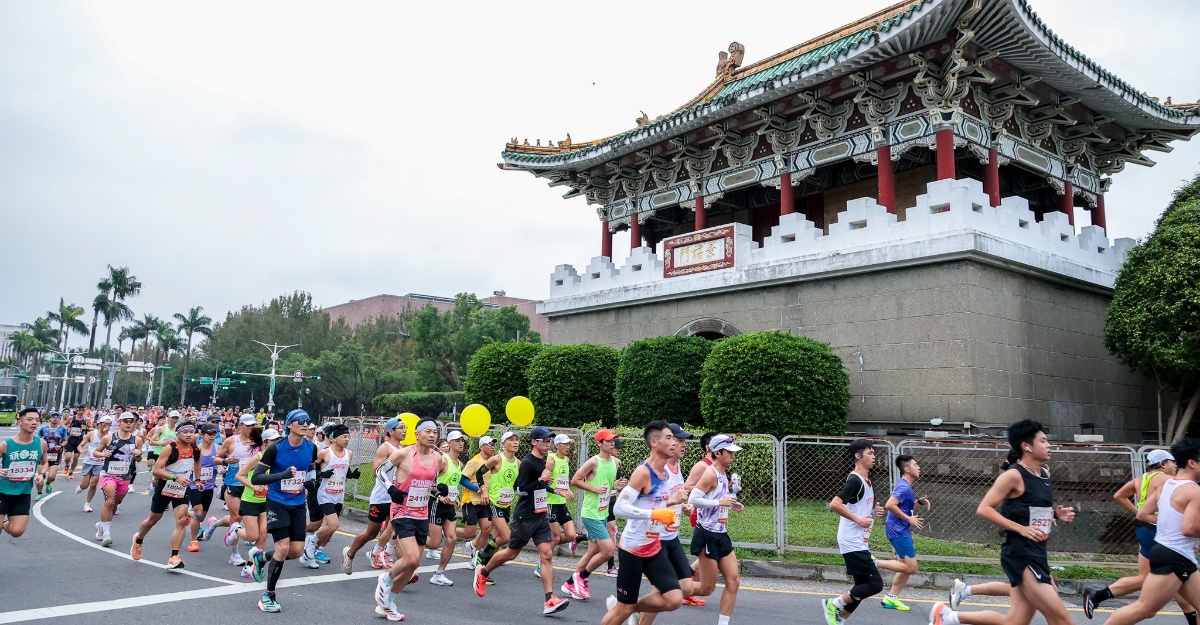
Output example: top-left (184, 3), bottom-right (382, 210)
top-left (102, 533), bottom-right (112, 548)
top-left (75, 485), bottom-right (83, 495)
top-left (1082, 587), bottom-right (1099, 620)
top-left (250, 547), bottom-right (267, 583)
top-left (240, 566), bottom-right (254, 579)
top-left (429, 572), bottom-right (454, 586)
top-left (682, 595), bottom-right (705, 606)
top-left (299, 553), bottom-right (320, 569)
top-left (409, 573), bottom-right (419, 584)
top-left (424, 548), bottom-right (437, 560)
top-left (467, 543), bottom-right (478, 561)
top-left (930, 601), bottom-right (950, 625)
top-left (822, 598), bottom-right (843, 625)
top-left (474, 565), bottom-right (488, 597)
top-left (95, 522), bottom-right (103, 541)
top-left (575, 572), bottom-right (591, 600)
top-left (881, 596), bottom-right (910, 611)
top-left (561, 578), bottom-right (584, 600)
top-left (534, 565), bottom-right (541, 579)
top-left (258, 592), bottom-right (281, 613)
top-left (229, 552), bottom-right (247, 567)
top-left (382, 550), bottom-right (396, 568)
top-left (569, 537), bottom-right (580, 556)
top-left (948, 579), bottom-right (967, 610)
top-left (314, 549), bottom-right (331, 564)
top-left (166, 555), bottom-right (185, 570)
top-left (188, 540), bottom-right (200, 553)
top-left (375, 602), bottom-right (405, 622)
top-left (115, 503), bottom-right (122, 515)
top-left (83, 502), bottom-right (93, 513)
top-left (375, 572), bottom-right (392, 607)
top-left (201, 516), bottom-right (218, 541)
top-left (606, 565), bottom-right (619, 577)
top-left (130, 535), bottom-right (143, 561)
top-left (224, 523), bottom-right (241, 548)
top-left (543, 596), bottom-right (569, 615)
top-left (341, 546), bottom-right (354, 575)
top-left (244, 540), bottom-right (254, 547)
top-left (45, 484), bottom-right (52, 494)
top-left (304, 534), bottom-right (318, 561)
top-left (370, 549), bottom-right (386, 569)
top-left (35, 494), bottom-right (42, 502)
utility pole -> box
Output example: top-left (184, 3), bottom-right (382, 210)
top-left (229, 341), bottom-right (297, 416)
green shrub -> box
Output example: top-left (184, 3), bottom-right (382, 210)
top-left (700, 331), bottom-right (849, 438)
top-left (615, 335), bottom-right (711, 428)
top-left (527, 344), bottom-right (619, 428)
top-left (373, 391), bottom-right (467, 418)
top-left (608, 431), bottom-right (776, 502)
top-left (463, 342), bottom-right (543, 418)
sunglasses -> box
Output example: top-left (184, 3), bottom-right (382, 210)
top-left (293, 420), bottom-right (312, 426)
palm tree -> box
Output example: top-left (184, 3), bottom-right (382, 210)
top-left (47, 298), bottom-right (89, 353)
top-left (124, 322), bottom-right (148, 360)
top-left (173, 306), bottom-right (213, 404)
top-left (135, 315), bottom-right (163, 360)
top-left (117, 327), bottom-right (131, 358)
top-left (20, 318), bottom-right (58, 406)
top-left (98, 266), bottom-right (142, 356)
top-left (154, 323), bottom-right (183, 405)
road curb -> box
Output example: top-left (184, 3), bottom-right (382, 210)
top-left (739, 560), bottom-right (1105, 596)
top-left (343, 506), bottom-right (368, 524)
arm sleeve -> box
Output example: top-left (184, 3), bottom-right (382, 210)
top-left (249, 445), bottom-right (291, 485)
top-left (688, 487), bottom-right (720, 509)
top-left (835, 474), bottom-right (863, 504)
top-left (459, 476), bottom-right (480, 492)
top-left (375, 459), bottom-right (396, 489)
top-left (514, 457), bottom-right (546, 496)
top-left (613, 485), bottom-right (652, 520)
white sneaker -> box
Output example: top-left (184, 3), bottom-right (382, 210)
top-left (74, 485), bottom-right (83, 495)
top-left (115, 503), bottom-right (122, 515)
top-left (341, 546), bottom-right (354, 575)
top-left (83, 502), bottom-right (93, 513)
top-left (299, 553), bottom-right (320, 569)
top-left (375, 602), bottom-right (404, 622)
top-left (429, 572), bottom-right (454, 586)
top-left (424, 548), bottom-right (437, 560)
top-left (94, 522), bottom-right (103, 541)
top-left (949, 580), bottom-right (967, 610)
top-left (304, 533), bottom-right (318, 560)
top-left (375, 572), bottom-right (392, 608)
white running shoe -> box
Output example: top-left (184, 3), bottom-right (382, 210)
top-left (375, 603), bottom-right (405, 622)
top-left (299, 553), bottom-right (320, 569)
top-left (341, 546), bottom-right (354, 575)
top-left (83, 502), bottom-right (93, 513)
top-left (424, 548), bottom-right (437, 560)
top-left (375, 572), bottom-right (392, 608)
top-left (102, 533), bottom-right (112, 548)
top-left (201, 516), bottom-right (218, 541)
top-left (115, 503), bottom-right (122, 515)
top-left (304, 533), bottom-right (318, 561)
top-left (74, 485), bottom-right (83, 495)
top-left (429, 572), bottom-right (454, 586)
top-left (949, 580), bottom-right (967, 610)
top-left (94, 522), bottom-right (103, 541)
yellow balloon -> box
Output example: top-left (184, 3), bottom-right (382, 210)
top-left (460, 404), bottom-right (491, 438)
top-left (398, 413), bottom-right (420, 445)
top-left (505, 396), bottom-right (535, 426)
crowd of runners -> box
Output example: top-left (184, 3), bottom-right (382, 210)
top-left (4, 405), bottom-right (1200, 625)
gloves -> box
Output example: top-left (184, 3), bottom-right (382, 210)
top-left (388, 485), bottom-right (407, 504)
top-left (318, 469), bottom-right (335, 479)
top-left (650, 508), bottom-right (678, 526)
top-left (436, 483), bottom-right (449, 496)
top-left (347, 467), bottom-right (361, 479)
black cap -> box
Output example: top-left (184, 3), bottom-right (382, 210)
top-left (613, 438), bottom-right (624, 450)
top-left (669, 423), bottom-right (692, 439)
top-left (200, 424), bottom-right (219, 435)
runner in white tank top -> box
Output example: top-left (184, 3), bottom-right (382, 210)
top-left (343, 419), bottom-right (406, 574)
top-left (309, 423), bottom-right (357, 567)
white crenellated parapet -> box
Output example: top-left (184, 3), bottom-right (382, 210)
top-left (620, 246), bottom-right (665, 285)
top-left (827, 197), bottom-right (898, 246)
top-left (549, 264), bottom-right (581, 290)
top-left (753, 212), bottom-right (822, 264)
top-left (1112, 238), bottom-right (1136, 264)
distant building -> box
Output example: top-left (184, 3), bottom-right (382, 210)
top-left (323, 293), bottom-right (549, 338)
top-left (0, 324), bottom-right (18, 363)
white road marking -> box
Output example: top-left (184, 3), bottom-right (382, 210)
top-left (0, 559), bottom-right (473, 623)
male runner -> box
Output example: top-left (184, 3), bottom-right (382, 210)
top-left (93, 411), bottom-right (144, 546)
top-left (302, 423), bottom-right (359, 568)
top-left (563, 429), bottom-right (621, 601)
top-left (824, 439), bottom-right (885, 625)
top-left (35, 411), bottom-right (67, 500)
top-left (460, 435), bottom-right (497, 564)
top-left (64, 409), bottom-right (88, 478)
top-left (131, 421), bottom-right (202, 569)
top-left (474, 426), bottom-right (570, 616)
top-left (342, 416), bottom-right (404, 574)
top-left (372, 419), bottom-right (446, 621)
top-left (243, 410), bottom-right (319, 613)
top-left (689, 433), bottom-right (744, 625)
top-left (1099, 439), bottom-right (1200, 625)
top-left (188, 424), bottom-right (221, 551)
top-left (76, 415), bottom-right (111, 512)
top-left (425, 429), bottom-right (478, 586)
top-left (600, 420), bottom-right (683, 625)
top-left (476, 430), bottom-right (521, 566)
top-left (1083, 449), bottom-right (1196, 621)
top-left (0, 407), bottom-right (48, 538)
top-left (879, 454), bottom-right (931, 611)
top-left (544, 434), bottom-right (578, 564)
top-left (930, 420), bottom-right (1076, 625)
top-left (639, 423), bottom-right (698, 625)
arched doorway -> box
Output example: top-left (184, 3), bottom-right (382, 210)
top-left (673, 318), bottom-right (743, 340)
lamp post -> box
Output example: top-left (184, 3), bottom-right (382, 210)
top-left (227, 342), bottom-right (296, 417)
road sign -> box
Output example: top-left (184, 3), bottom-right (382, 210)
top-left (200, 377), bottom-right (214, 385)
top-left (48, 358), bottom-right (69, 365)
top-left (218, 378), bottom-right (231, 385)
top-left (293, 370), bottom-right (303, 382)
top-left (73, 376), bottom-right (85, 383)
top-left (158, 365), bottom-right (173, 371)
top-left (88, 376), bottom-right (96, 384)
top-left (36, 374), bottom-right (51, 382)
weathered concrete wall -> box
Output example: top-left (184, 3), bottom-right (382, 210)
top-left (546, 260), bottom-right (1155, 442)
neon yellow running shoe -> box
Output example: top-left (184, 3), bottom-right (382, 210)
top-left (881, 595), bottom-right (910, 611)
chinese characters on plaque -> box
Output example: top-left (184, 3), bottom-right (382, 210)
top-left (663, 225), bottom-right (736, 278)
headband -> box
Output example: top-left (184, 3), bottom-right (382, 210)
top-left (416, 421), bottom-right (438, 433)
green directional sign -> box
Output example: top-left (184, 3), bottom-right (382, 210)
top-left (218, 378), bottom-right (231, 385)
top-left (200, 377), bottom-right (214, 385)
top-left (158, 365), bottom-right (173, 371)
top-left (48, 358), bottom-right (70, 365)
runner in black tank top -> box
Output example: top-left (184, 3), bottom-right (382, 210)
top-left (929, 420), bottom-right (1076, 625)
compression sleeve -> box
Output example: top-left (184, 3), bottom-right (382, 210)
top-left (459, 476), bottom-right (480, 492)
top-left (613, 485), bottom-right (651, 520)
top-left (375, 459), bottom-right (396, 489)
top-left (250, 467), bottom-right (294, 485)
top-left (688, 487), bottom-right (720, 509)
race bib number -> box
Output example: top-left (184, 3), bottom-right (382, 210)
top-left (496, 487), bottom-right (515, 507)
top-left (199, 467), bottom-right (214, 483)
top-left (70, 428), bottom-right (83, 437)
top-left (46, 452), bottom-right (59, 463)
top-left (447, 485), bottom-right (459, 501)
top-left (555, 475), bottom-right (569, 490)
top-left (281, 476), bottom-right (305, 494)
top-left (1029, 506), bottom-right (1054, 536)
top-left (406, 487), bottom-right (429, 510)
top-left (325, 477), bottom-right (345, 495)
top-left (7, 461), bottom-right (36, 482)
top-left (534, 489), bottom-right (548, 514)
top-left (162, 479), bottom-right (187, 499)
top-left (718, 506), bottom-right (730, 524)
top-left (253, 485), bottom-right (268, 498)
top-left (597, 490), bottom-right (610, 512)
top-left (108, 461), bottom-right (129, 475)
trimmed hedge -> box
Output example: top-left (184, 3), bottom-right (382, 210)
top-left (527, 344), bottom-right (619, 429)
top-left (700, 331), bottom-right (849, 438)
top-left (463, 342), bottom-right (543, 419)
top-left (373, 391), bottom-right (467, 418)
top-left (615, 335), bottom-right (711, 427)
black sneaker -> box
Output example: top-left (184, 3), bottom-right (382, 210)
top-left (1082, 588), bottom-right (1098, 620)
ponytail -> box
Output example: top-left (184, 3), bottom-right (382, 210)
top-left (1001, 447), bottom-right (1021, 471)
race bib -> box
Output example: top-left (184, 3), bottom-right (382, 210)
top-left (447, 485), bottom-right (459, 501)
top-left (108, 461), bottom-right (129, 475)
top-left (199, 467), bottom-right (214, 483)
top-left (253, 485), bottom-right (268, 498)
top-left (281, 476), bottom-right (305, 494)
top-left (325, 477), bottom-right (345, 495)
top-left (534, 489), bottom-right (548, 514)
top-left (406, 487), bottom-right (429, 510)
top-left (555, 475), bottom-right (569, 490)
top-left (46, 452), bottom-right (59, 463)
top-left (597, 490), bottom-right (610, 512)
top-left (1029, 506), bottom-right (1054, 536)
top-left (7, 460), bottom-right (36, 481)
top-left (718, 506), bottom-right (730, 524)
top-left (162, 479), bottom-right (188, 499)
top-left (70, 428), bottom-right (83, 437)
top-left (496, 487), bottom-right (515, 507)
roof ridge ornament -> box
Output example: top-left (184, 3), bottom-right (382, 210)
top-left (716, 42), bottom-right (745, 79)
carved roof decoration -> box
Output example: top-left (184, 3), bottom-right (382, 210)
top-left (499, 0), bottom-right (1198, 175)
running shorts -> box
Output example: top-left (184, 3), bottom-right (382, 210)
top-left (889, 534), bottom-right (916, 560)
top-left (306, 488), bottom-right (322, 524)
top-left (0, 492), bottom-right (32, 517)
top-left (999, 551), bottom-right (1052, 586)
top-left (98, 475), bottom-right (130, 498)
top-left (391, 517), bottom-right (429, 546)
top-left (662, 537), bottom-right (693, 580)
top-left (266, 500), bottom-right (307, 542)
top-left (1136, 525), bottom-right (1157, 559)
top-left (691, 525), bottom-right (734, 560)
top-left (66, 437), bottom-right (83, 452)
top-left (462, 503), bottom-right (491, 525)
top-left (433, 502), bottom-right (457, 525)
top-left (150, 484), bottom-right (192, 514)
top-left (224, 485), bottom-right (245, 499)
top-left (507, 517), bottom-right (553, 551)
top-left (368, 503), bottom-right (388, 525)
top-left (240, 500), bottom-right (266, 517)
top-left (80, 464), bottom-right (104, 477)
top-left (1150, 543), bottom-right (1197, 582)
top-left (188, 488), bottom-right (215, 511)
top-left (548, 503), bottom-right (572, 525)
top-left (616, 547), bottom-right (680, 604)
top-left (146, 451), bottom-right (159, 462)
top-left (582, 517), bottom-right (609, 542)
top-left (318, 502), bottom-right (343, 517)
top-left (490, 504), bottom-right (510, 521)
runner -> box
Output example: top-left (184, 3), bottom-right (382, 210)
top-left (638, 423), bottom-right (698, 625)
top-left (1081, 449), bottom-right (1194, 621)
top-left (372, 418), bottom-right (446, 621)
top-left (603, 437), bottom-right (628, 577)
top-left (342, 416), bottom-right (405, 574)
top-left (424, 430), bottom-right (479, 586)
top-left (131, 421), bottom-right (201, 569)
top-left (93, 411), bottom-right (144, 547)
top-left (301, 423), bottom-right (359, 569)
top-left (477, 430), bottom-right (522, 567)
top-left (823, 439), bottom-right (885, 625)
top-left (0, 407), bottom-right (48, 538)
top-left (878, 454), bottom-right (932, 611)
top-left (187, 423), bottom-right (221, 552)
top-left (75, 415), bottom-right (111, 512)
top-left (542, 433), bottom-right (578, 570)
top-left (562, 429), bottom-right (621, 601)
top-left (459, 435), bottom-right (497, 565)
top-left (242, 410), bottom-right (320, 613)
top-left (1096, 439), bottom-right (1200, 625)
top-left (600, 419), bottom-right (683, 625)
top-left (689, 433), bottom-right (744, 625)
top-left (35, 411), bottom-right (68, 500)
top-left (64, 409), bottom-right (88, 479)
top-left (212, 413), bottom-right (261, 560)
top-left (233, 428), bottom-right (280, 580)
top-left (929, 420), bottom-right (1076, 625)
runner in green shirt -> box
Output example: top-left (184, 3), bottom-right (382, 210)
top-left (537, 433), bottom-right (577, 579)
top-left (479, 431), bottom-right (521, 564)
top-left (562, 429), bottom-right (622, 600)
top-left (0, 407), bottom-right (48, 538)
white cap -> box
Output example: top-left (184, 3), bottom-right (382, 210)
top-left (500, 431), bottom-right (517, 443)
top-left (262, 428), bottom-right (281, 441)
top-left (118, 411), bottom-right (138, 421)
top-left (168, 410), bottom-right (182, 418)
top-left (479, 436), bottom-right (496, 446)
top-left (1147, 449), bottom-right (1174, 466)
top-left (239, 414), bottom-right (257, 425)
top-left (553, 434), bottom-right (572, 445)
top-left (98, 415), bottom-right (114, 424)
top-left (446, 431), bottom-right (466, 442)
top-left (708, 434), bottom-right (742, 453)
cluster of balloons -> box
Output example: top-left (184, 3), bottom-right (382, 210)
top-left (396, 395), bottom-right (536, 442)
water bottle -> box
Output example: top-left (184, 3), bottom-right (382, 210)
top-left (729, 473), bottom-right (741, 497)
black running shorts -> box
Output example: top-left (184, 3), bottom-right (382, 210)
top-left (187, 488), bottom-right (214, 511)
top-left (691, 525), bottom-right (734, 560)
top-left (433, 502), bottom-right (457, 525)
top-left (507, 517), bottom-right (553, 551)
top-left (616, 547), bottom-right (680, 604)
top-left (318, 502), bottom-right (343, 518)
top-left (1000, 551), bottom-right (1053, 586)
top-left (462, 503), bottom-right (491, 525)
top-left (391, 516), bottom-right (429, 546)
top-left (548, 503), bottom-right (572, 525)
top-left (0, 492), bottom-right (32, 517)
top-left (662, 537), bottom-right (693, 580)
top-left (1150, 543), bottom-right (1198, 582)
top-left (266, 500), bottom-right (307, 542)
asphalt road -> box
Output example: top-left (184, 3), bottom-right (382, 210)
top-left (0, 467), bottom-right (1189, 625)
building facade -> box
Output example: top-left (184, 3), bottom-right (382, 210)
top-left (324, 293), bottom-right (549, 338)
top-left (500, 0), bottom-right (1198, 442)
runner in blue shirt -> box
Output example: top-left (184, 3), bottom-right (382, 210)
top-left (877, 454), bottom-right (930, 611)
top-left (36, 412), bottom-right (69, 500)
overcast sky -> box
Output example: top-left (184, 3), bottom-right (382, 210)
top-left (3, 1), bottom-right (1198, 344)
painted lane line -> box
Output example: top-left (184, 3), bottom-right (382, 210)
top-left (0, 561), bottom-right (473, 623)
top-left (31, 491), bottom-right (240, 586)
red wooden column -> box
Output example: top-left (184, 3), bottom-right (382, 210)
top-left (935, 128), bottom-right (956, 180)
top-left (694, 196), bottom-right (707, 230)
top-left (1060, 181), bottom-right (1075, 226)
top-left (779, 173), bottom-right (795, 216)
top-left (630, 215), bottom-right (642, 250)
top-left (1092, 194), bottom-right (1107, 230)
top-left (876, 145), bottom-right (895, 213)
top-left (984, 148), bottom-right (1001, 207)
top-left (601, 221), bottom-right (612, 258)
